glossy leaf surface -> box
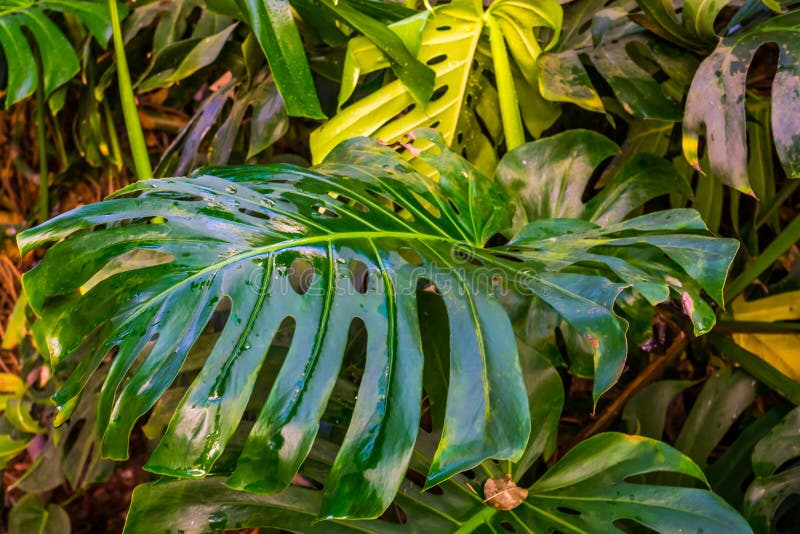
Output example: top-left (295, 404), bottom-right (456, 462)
top-left (522, 433), bottom-right (750, 533)
top-left (19, 131), bottom-right (736, 519)
top-left (124, 433), bottom-right (750, 533)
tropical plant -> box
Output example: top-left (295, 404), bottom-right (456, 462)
top-left (18, 130), bottom-right (740, 524)
top-left (4, 0), bottom-right (800, 531)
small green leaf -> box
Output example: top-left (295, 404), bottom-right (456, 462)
top-left (520, 433), bottom-right (751, 533)
top-left (8, 494), bottom-right (71, 534)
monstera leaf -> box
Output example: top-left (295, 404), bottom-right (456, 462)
top-left (310, 0), bottom-right (563, 171)
top-left (684, 11), bottom-right (800, 195)
top-left (0, 0), bottom-right (120, 107)
top-left (19, 130), bottom-right (735, 519)
top-left (122, 433), bottom-right (750, 533)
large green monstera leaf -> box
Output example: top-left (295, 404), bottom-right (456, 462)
top-left (0, 0), bottom-right (119, 107)
top-left (19, 130), bottom-right (736, 519)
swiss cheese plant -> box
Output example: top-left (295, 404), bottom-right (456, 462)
top-left (19, 130), bottom-right (738, 521)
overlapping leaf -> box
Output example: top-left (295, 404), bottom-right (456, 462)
top-left (537, 3), bottom-right (690, 121)
top-left (0, 0), bottom-right (119, 107)
top-left (19, 130), bottom-right (736, 519)
top-left (683, 11), bottom-right (800, 194)
top-left (745, 405), bottom-right (800, 532)
top-left (310, 0), bottom-right (563, 170)
top-left (122, 434), bottom-right (751, 533)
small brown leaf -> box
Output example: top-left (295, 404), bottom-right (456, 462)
top-left (482, 474), bottom-right (528, 510)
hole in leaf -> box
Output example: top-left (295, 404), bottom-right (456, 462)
top-left (380, 503), bottom-right (408, 525)
top-left (582, 153), bottom-right (615, 202)
top-left (398, 247), bottom-right (424, 267)
top-left (289, 258), bottom-right (315, 295)
top-left (436, 25), bottom-right (451, 31)
top-left (426, 54), bottom-right (447, 66)
top-left (144, 191), bottom-right (202, 202)
top-left (238, 207), bottom-right (271, 221)
top-left (429, 120), bottom-right (441, 128)
top-left (321, 318), bottom-right (366, 437)
top-left (557, 506), bottom-right (581, 516)
top-left (500, 522), bottom-right (516, 532)
top-left (613, 518), bottom-right (659, 533)
top-left (349, 259), bottom-right (369, 294)
top-left (452, 246), bottom-right (483, 266)
top-left (311, 205), bottom-right (338, 218)
top-left (291, 472), bottom-right (323, 490)
top-left (430, 85), bottom-right (449, 102)
top-left (418, 281), bottom-right (449, 431)
top-left (447, 199), bottom-right (461, 215)
top-left (389, 103), bottom-right (416, 124)
top-left (746, 43), bottom-right (778, 95)
top-left (411, 191), bottom-right (441, 218)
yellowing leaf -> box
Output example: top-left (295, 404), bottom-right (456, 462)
top-left (732, 291), bottom-right (800, 382)
top-left (0, 373), bottom-right (24, 396)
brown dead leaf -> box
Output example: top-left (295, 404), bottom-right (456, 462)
top-left (482, 474), bottom-right (528, 510)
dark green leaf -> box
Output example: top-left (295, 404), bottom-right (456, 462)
top-left (19, 131), bottom-right (736, 519)
top-left (674, 368), bottom-right (757, 467)
top-left (0, 0), bottom-right (120, 107)
top-left (752, 405), bottom-right (800, 477)
top-left (521, 433), bottom-right (751, 533)
top-left (235, 0), bottom-right (325, 118)
top-left (8, 494), bottom-right (70, 534)
top-left (497, 130), bottom-right (691, 229)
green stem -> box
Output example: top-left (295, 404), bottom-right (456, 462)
top-left (755, 180), bottom-right (800, 230)
top-left (454, 505), bottom-right (497, 534)
top-left (35, 56), bottom-right (48, 222)
top-left (726, 212), bottom-right (800, 302)
top-left (49, 109), bottom-right (68, 170)
top-left (715, 320), bottom-right (800, 333)
top-left (108, 0), bottom-right (152, 180)
top-left (486, 15), bottom-right (524, 151)
top-left (103, 97), bottom-right (124, 172)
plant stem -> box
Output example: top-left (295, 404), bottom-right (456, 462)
top-left (103, 97), bottom-right (124, 172)
top-left (107, 0), bottom-right (152, 180)
top-left (35, 56), bottom-right (48, 222)
top-left (714, 320), bottom-right (800, 333)
top-left (726, 212), bottom-right (800, 302)
top-left (454, 505), bottom-right (496, 533)
top-left (486, 16), bottom-right (524, 151)
top-left (755, 180), bottom-right (800, 230)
